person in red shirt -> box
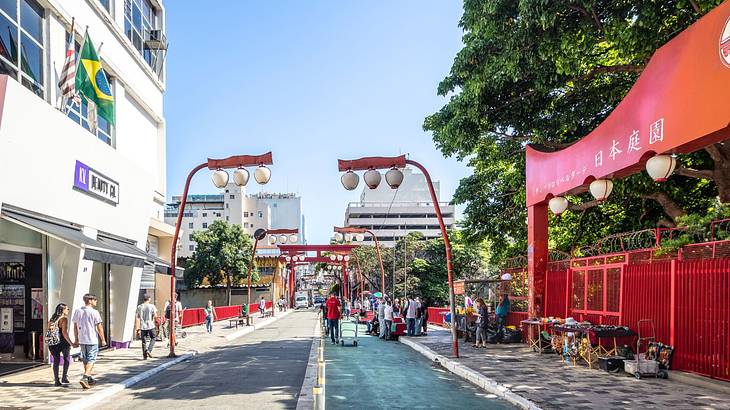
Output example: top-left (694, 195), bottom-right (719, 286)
top-left (326, 293), bottom-right (342, 344)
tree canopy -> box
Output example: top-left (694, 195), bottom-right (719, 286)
top-left (425, 0), bottom-right (725, 263)
top-left (184, 220), bottom-right (256, 304)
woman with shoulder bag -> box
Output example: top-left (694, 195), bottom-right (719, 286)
top-left (204, 300), bottom-right (217, 334)
top-left (47, 303), bottom-right (73, 386)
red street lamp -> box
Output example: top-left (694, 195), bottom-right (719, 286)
top-left (333, 226), bottom-right (386, 302)
top-left (337, 155), bottom-right (460, 358)
top-left (167, 152), bottom-right (273, 357)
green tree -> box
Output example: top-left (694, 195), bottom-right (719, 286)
top-left (425, 1), bottom-right (723, 263)
top-left (184, 220), bottom-right (255, 305)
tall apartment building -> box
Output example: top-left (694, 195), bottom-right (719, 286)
top-left (0, 0), bottom-right (172, 369)
top-left (344, 169), bottom-right (455, 247)
top-left (165, 185), bottom-right (305, 258)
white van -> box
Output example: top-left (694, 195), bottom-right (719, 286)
top-left (295, 293), bottom-right (309, 309)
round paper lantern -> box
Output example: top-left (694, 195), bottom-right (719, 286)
top-left (254, 165), bottom-right (272, 184)
top-left (211, 169), bottom-right (229, 188)
top-left (646, 155), bottom-right (677, 182)
top-left (289, 234), bottom-right (298, 243)
top-left (363, 169), bottom-right (382, 189)
top-left (334, 232), bottom-right (344, 242)
top-left (341, 170), bottom-right (359, 190)
top-left (233, 168), bottom-right (249, 187)
top-left (385, 167), bottom-right (404, 189)
top-left (548, 197), bottom-right (569, 215)
top-left (355, 233), bottom-right (365, 242)
top-left (589, 179), bottom-right (614, 201)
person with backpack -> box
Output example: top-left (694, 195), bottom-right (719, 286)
top-left (47, 303), bottom-right (72, 386)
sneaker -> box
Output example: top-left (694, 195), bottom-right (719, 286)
top-left (61, 377), bottom-right (70, 385)
top-left (54, 380), bottom-right (62, 387)
top-left (79, 377), bottom-right (90, 389)
top-left (87, 376), bottom-right (97, 386)
top-left (146, 351), bottom-right (153, 358)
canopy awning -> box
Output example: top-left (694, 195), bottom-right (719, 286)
top-left (144, 253), bottom-right (183, 275)
top-left (1, 207), bottom-right (145, 268)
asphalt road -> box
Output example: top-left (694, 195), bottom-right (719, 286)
top-left (99, 310), bottom-right (318, 410)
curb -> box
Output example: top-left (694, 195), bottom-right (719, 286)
top-left (296, 315), bottom-right (322, 410)
top-left (224, 308), bottom-right (294, 341)
top-left (57, 351), bottom-right (198, 410)
top-left (399, 337), bottom-right (542, 410)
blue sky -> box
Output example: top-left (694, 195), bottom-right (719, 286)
top-left (165, 1), bottom-right (469, 244)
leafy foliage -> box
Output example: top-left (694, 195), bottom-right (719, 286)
top-left (425, 0), bottom-right (723, 262)
top-left (184, 221), bottom-right (256, 302)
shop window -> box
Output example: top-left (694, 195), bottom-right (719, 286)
top-left (0, 0), bottom-right (45, 98)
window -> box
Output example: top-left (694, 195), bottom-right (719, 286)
top-left (0, 0), bottom-right (45, 98)
top-left (225, 216), bottom-right (229, 221)
top-left (188, 222), bottom-right (193, 229)
top-left (202, 212), bottom-right (207, 217)
top-left (188, 245), bottom-right (194, 251)
top-left (124, 0), bottom-right (162, 73)
top-left (229, 195), bottom-right (235, 199)
top-left (243, 212), bottom-right (249, 218)
top-left (258, 211), bottom-right (263, 218)
top-left (216, 213), bottom-right (221, 217)
top-left (202, 222), bottom-right (207, 228)
top-left (225, 203), bottom-right (229, 209)
top-left (243, 223), bottom-right (249, 228)
top-left (188, 234), bottom-right (193, 240)
top-left (98, 0), bottom-right (111, 11)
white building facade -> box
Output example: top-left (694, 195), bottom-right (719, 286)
top-left (0, 0), bottom-right (172, 367)
top-left (165, 186), bottom-right (305, 258)
top-left (344, 169), bottom-right (456, 247)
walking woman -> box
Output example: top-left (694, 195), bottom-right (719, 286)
top-left (474, 298), bottom-right (488, 348)
top-left (47, 303), bottom-right (73, 386)
top-left (204, 300), bottom-right (217, 334)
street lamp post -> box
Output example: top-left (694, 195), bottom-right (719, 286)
top-left (167, 152), bottom-right (273, 357)
top-left (337, 155), bottom-right (460, 358)
top-left (263, 229), bottom-right (299, 316)
top-left (333, 227), bottom-right (386, 301)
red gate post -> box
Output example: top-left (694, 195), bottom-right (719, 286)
top-left (527, 203), bottom-right (548, 318)
top-left (289, 263), bottom-right (295, 308)
top-left (670, 258), bottom-right (677, 347)
top-left (343, 261), bottom-right (349, 299)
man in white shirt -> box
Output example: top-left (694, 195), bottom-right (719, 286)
top-left (136, 295), bottom-right (158, 360)
top-left (406, 296), bottom-right (419, 336)
top-left (377, 298), bottom-right (386, 339)
top-left (384, 300), bottom-right (394, 340)
top-left (72, 293), bottom-right (106, 389)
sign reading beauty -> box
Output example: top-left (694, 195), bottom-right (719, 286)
top-left (525, 3), bottom-right (730, 207)
top-left (73, 160), bottom-right (119, 206)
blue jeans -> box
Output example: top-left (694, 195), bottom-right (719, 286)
top-left (414, 317), bottom-right (423, 335)
top-left (205, 315), bottom-right (213, 333)
top-left (384, 320), bottom-right (392, 339)
top-left (328, 319), bottom-right (339, 343)
top-left (407, 318), bottom-right (416, 336)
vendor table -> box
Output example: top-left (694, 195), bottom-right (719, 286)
top-left (520, 320), bottom-right (553, 353)
top-left (552, 325), bottom-right (636, 369)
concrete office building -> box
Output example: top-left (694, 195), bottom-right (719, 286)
top-left (344, 168), bottom-right (455, 247)
top-left (0, 0), bottom-right (173, 370)
top-left (165, 185), bottom-right (304, 258)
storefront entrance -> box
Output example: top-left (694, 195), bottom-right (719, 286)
top-left (0, 249), bottom-right (44, 375)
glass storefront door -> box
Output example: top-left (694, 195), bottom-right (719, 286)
top-left (89, 262), bottom-right (109, 344)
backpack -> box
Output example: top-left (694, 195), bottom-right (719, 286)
top-left (165, 304), bottom-right (171, 320)
top-left (46, 319), bottom-right (61, 346)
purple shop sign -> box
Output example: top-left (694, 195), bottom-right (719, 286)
top-left (72, 160), bottom-right (119, 206)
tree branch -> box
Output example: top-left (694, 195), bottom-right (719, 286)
top-left (569, 199), bottom-right (602, 212)
top-left (578, 64), bottom-right (645, 82)
top-left (642, 191), bottom-right (686, 221)
top-left (689, 0), bottom-right (701, 13)
top-left (674, 166), bottom-right (714, 180)
top-left (704, 144), bottom-right (724, 163)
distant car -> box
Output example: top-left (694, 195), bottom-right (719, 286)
top-left (313, 296), bottom-right (325, 306)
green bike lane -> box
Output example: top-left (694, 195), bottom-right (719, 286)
top-left (324, 320), bottom-right (515, 409)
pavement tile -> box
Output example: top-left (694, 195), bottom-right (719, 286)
top-left (407, 328), bottom-right (730, 410)
top-left (0, 309), bottom-right (289, 409)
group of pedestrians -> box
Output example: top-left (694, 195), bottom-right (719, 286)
top-left (374, 295), bottom-right (428, 340)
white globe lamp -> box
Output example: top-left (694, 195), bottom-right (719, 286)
top-left (589, 179), bottom-right (614, 201)
top-left (548, 197), bottom-right (569, 216)
top-left (646, 155), bottom-right (677, 182)
top-left (211, 169), bottom-right (229, 188)
top-left (254, 165), bottom-right (272, 184)
top-left (385, 167), bottom-right (404, 189)
top-left (341, 170), bottom-right (359, 190)
top-left (363, 169), bottom-right (382, 189)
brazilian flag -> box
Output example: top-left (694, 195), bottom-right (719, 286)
top-left (76, 32), bottom-right (115, 125)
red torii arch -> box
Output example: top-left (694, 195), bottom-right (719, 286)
top-left (278, 244), bottom-right (357, 306)
top-left (525, 2), bottom-right (730, 316)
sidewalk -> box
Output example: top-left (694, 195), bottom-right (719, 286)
top-left (401, 327), bottom-right (730, 410)
top-left (0, 308), bottom-right (292, 410)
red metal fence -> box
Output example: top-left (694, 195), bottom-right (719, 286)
top-left (181, 301), bottom-right (274, 327)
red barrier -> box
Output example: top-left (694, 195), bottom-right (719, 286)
top-left (674, 259), bottom-right (730, 381)
top-left (507, 311), bottom-right (528, 328)
top-left (544, 270), bottom-right (568, 318)
top-left (427, 307), bottom-right (450, 326)
top-left (621, 262), bottom-right (672, 344)
top-left (181, 301), bottom-right (274, 328)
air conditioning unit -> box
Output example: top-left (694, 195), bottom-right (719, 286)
top-left (144, 29), bottom-right (168, 50)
